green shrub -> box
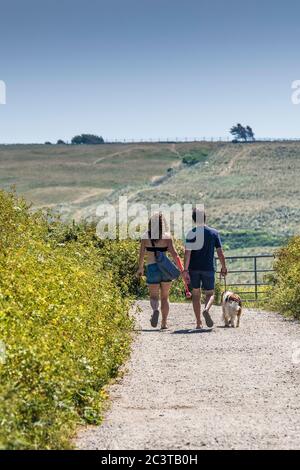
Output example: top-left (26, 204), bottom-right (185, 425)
top-left (94, 238), bottom-right (146, 298)
top-left (267, 236), bottom-right (300, 318)
top-left (181, 148), bottom-right (210, 166)
top-left (71, 134), bottom-right (104, 145)
top-left (0, 190), bottom-right (133, 449)
top-left (45, 221), bottom-right (147, 298)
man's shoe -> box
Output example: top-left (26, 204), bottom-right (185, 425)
top-left (203, 309), bottom-right (214, 328)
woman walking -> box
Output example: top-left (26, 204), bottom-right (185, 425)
top-left (136, 213), bottom-right (183, 330)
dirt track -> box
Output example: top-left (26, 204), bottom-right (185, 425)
top-left (76, 301), bottom-right (300, 450)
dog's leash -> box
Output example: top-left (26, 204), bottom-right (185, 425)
top-left (219, 272), bottom-right (227, 291)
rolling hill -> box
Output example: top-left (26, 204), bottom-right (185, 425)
top-left (0, 141), bottom-right (299, 253)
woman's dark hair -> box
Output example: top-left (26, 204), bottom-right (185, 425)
top-left (148, 212), bottom-right (164, 244)
top-left (192, 208), bottom-right (206, 224)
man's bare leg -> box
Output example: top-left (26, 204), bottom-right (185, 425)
top-left (192, 288), bottom-right (203, 328)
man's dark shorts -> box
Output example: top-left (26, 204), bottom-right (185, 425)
top-left (189, 270), bottom-right (215, 291)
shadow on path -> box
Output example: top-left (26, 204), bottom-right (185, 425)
top-left (135, 329), bottom-right (162, 333)
top-left (172, 328), bottom-right (213, 335)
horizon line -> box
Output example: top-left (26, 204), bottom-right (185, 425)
top-left (1, 136), bottom-right (300, 145)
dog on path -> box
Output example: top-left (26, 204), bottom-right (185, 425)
top-left (221, 291), bottom-right (243, 328)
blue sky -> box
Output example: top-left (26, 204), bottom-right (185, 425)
top-left (1, 0), bottom-right (300, 143)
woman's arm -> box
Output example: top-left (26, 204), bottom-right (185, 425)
top-left (136, 239), bottom-right (146, 277)
top-left (169, 238), bottom-right (192, 298)
top-left (168, 237), bottom-right (186, 272)
top-left (167, 237), bottom-right (180, 264)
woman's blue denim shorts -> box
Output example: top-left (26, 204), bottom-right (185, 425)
top-left (146, 263), bottom-right (172, 285)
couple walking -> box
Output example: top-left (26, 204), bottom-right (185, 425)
top-left (137, 209), bottom-right (227, 330)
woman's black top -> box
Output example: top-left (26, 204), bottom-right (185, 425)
top-left (146, 246), bottom-right (168, 253)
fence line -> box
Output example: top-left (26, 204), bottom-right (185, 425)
top-left (103, 137), bottom-right (300, 144)
top-left (215, 254), bottom-right (275, 302)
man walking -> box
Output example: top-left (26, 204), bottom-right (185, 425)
top-left (183, 209), bottom-right (227, 329)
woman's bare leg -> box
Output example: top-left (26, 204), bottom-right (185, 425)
top-left (149, 284), bottom-right (160, 312)
top-left (148, 284), bottom-right (160, 327)
top-left (160, 282), bottom-right (171, 328)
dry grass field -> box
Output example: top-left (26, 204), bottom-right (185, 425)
top-left (0, 143), bottom-right (180, 217)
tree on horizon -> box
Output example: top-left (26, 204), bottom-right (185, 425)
top-left (230, 123), bottom-right (255, 142)
top-left (245, 126), bottom-right (255, 141)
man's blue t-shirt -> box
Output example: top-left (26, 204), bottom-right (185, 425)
top-left (185, 225), bottom-right (222, 272)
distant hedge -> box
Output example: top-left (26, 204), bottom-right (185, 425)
top-left (268, 236), bottom-right (300, 318)
top-left (0, 190), bottom-right (133, 449)
top-left (220, 230), bottom-right (286, 250)
top-left (71, 134), bottom-right (104, 145)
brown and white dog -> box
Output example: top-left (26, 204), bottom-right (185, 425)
top-left (221, 291), bottom-right (243, 328)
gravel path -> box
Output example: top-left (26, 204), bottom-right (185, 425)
top-left (76, 301), bottom-right (300, 450)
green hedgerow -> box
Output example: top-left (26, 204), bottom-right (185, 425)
top-left (0, 190), bottom-right (133, 449)
top-left (267, 236), bottom-right (300, 318)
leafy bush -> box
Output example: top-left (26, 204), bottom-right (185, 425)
top-left (182, 155), bottom-right (201, 166)
top-left (0, 190), bottom-right (133, 449)
top-left (267, 236), bottom-right (300, 318)
top-left (45, 221), bottom-right (146, 298)
top-left (182, 149), bottom-right (209, 166)
top-left (71, 134), bottom-right (104, 145)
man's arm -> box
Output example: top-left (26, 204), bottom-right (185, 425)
top-left (183, 249), bottom-right (191, 282)
top-left (184, 249), bottom-right (191, 271)
top-left (216, 247), bottom-right (227, 276)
